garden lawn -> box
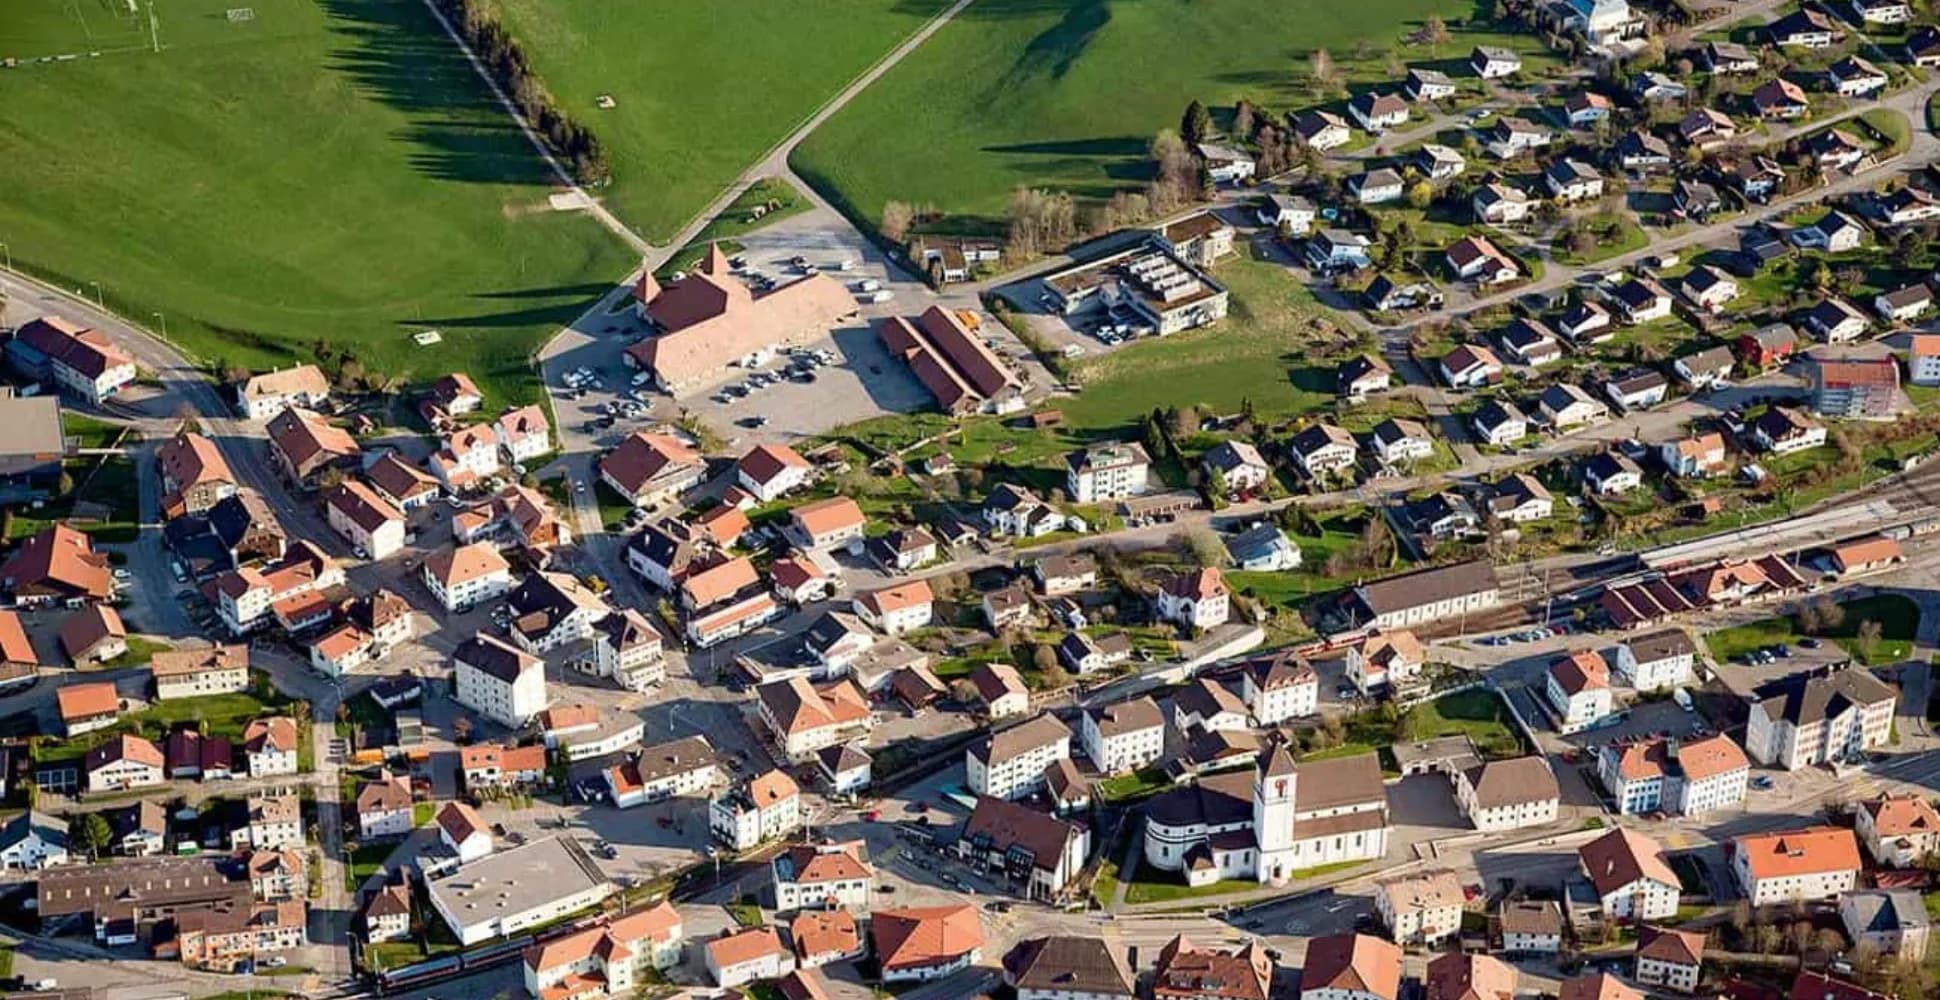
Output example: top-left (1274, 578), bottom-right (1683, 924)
top-left (1704, 594), bottom-right (1921, 666)
top-left (1097, 766), bottom-right (1172, 803)
top-left (35, 690), bottom-right (278, 762)
top-left (1399, 689), bottom-right (1522, 758)
top-left (0, 0), bottom-right (632, 406)
top-left (794, 0), bottom-right (1562, 233)
top-left (492, 0), bottom-right (950, 240)
top-left (61, 412), bottom-right (128, 450)
top-left (1122, 861), bottom-right (1255, 905)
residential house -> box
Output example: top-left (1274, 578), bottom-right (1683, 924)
top-left (1539, 383), bottom-right (1610, 429)
top-left (1298, 934), bottom-right (1402, 1000)
top-left (1856, 793), bottom-right (1940, 867)
top-left (1196, 143), bottom-right (1256, 184)
top-left (1615, 629), bottom-right (1697, 690)
top-left (1470, 46), bottom-right (1522, 78)
top-left (1500, 317), bottom-right (1563, 367)
top-left (266, 407), bottom-right (358, 487)
top-left (1350, 168), bottom-right (1405, 206)
top-left (1731, 826), bottom-right (1861, 905)
top-left (708, 769), bottom-right (803, 851)
top-left (1804, 297), bottom-right (1869, 343)
top-left (1751, 78), bottom-right (1810, 120)
top-left (423, 542), bottom-right (513, 612)
top-left (1840, 890), bottom-right (1929, 959)
top-left (966, 712), bottom-right (1071, 800)
top-left (1407, 68), bottom-right (1457, 102)
top-left (1376, 870), bottom-right (1465, 947)
top-left (1348, 92), bottom-right (1410, 132)
top-left (870, 905), bottom-right (984, 982)
top-left (1599, 733), bottom-right (1750, 816)
top-left (1289, 422), bottom-right (1359, 477)
top-left (1202, 440), bottom-right (1271, 496)
top-left (1306, 230), bottom-right (1372, 272)
top-left (1225, 523), bottom-right (1301, 572)
top-left (1371, 418), bottom-right (1434, 466)
top-left (1604, 369), bottom-right (1669, 411)
top-left (1634, 926), bottom-right (1705, 993)
top-left (1614, 131), bottom-right (1673, 172)
top-left (1257, 193), bottom-right (1317, 235)
top-left (1446, 235), bottom-right (1520, 285)
top-left (1545, 160), bottom-right (1604, 202)
top-left (1004, 936), bottom-right (1135, 1000)
top-left (1081, 697), bottom-right (1166, 774)
top-left (787, 497), bottom-right (867, 551)
top-left (1438, 343), bottom-right (1503, 388)
top-left (1546, 649), bottom-right (1614, 732)
top-left (87, 734), bottom-right (165, 793)
top-left (1659, 433), bottom-right (1727, 478)
top-left (1791, 210), bottom-right (1867, 252)
top-left (600, 432), bottom-right (705, 507)
top-left (0, 811), bottom-right (69, 870)
top-left (1673, 346), bottom-right (1736, 388)
top-left (1453, 756), bottom-right (1560, 832)
top-left (1584, 451), bottom-right (1643, 496)
top-left (1767, 8), bottom-right (1840, 47)
top-left (1681, 266), bottom-right (1740, 313)
top-left (1472, 400), bottom-right (1528, 446)
top-left (1829, 56), bottom-right (1888, 98)
top-left (453, 633), bottom-right (548, 728)
top-left (1579, 827), bottom-right (1681, 921)
top-left (1751, 407), bottom-right (1827, 454)
top-left (1812, 356), bottom-right (1899, 419)
top-left (1473, 182), bottom-right (1533, 224)
top-left (1156, 567), bottom-right (1229, 631)
top-left (704, 926), bottom-right (794, 988)
top-left (852, 580), bottom-right (933, 636)
top-left (1293, 110), bottom-right (1352, 151)
top-left (1745, 668), bottom-right (1896, 768)
top-left (236, 365), bottom-right (330, 421)
top-left (1739, 324), bottom-right (1800, 369)
top-left (1488, 473), bottom-right (1554, 523)
top-left (1067, 442), bottom-right (1150, 503)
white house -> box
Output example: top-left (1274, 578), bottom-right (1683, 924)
top-left (1453, 756), bottom-right (1561, 832)
top-left (1579, 828), bottom-right (1681, 921)
top-left (423, 543), bottom-right (513, 612)
top-left (435, 801), bottom-right (494, 863)
top-left (1732, 827), bottom-right (1861, 906)
top-left (0, 812), bottom-right (68, 871)
top-left (1376, 870), bottom-right (1464, 947)
top-left (1615, 629), bottom-right (1695, 691)
top-left (1856, 794), bottom-right (1940, 867)
top-left (1155, 568), bottom-right (1229, 630)
top-left (1081, 697), bottom-right (1165, 774)
top-left (1243, 654), bottom-right (1318, 725)
top-left (453, 633), bottom-right (548, 729)
top-left (704, 927), bottom-right (794, 988)
top-left (1545, 650), bottom-right (1613, 733)
top-left (324, 481), bottom-right (406, 560)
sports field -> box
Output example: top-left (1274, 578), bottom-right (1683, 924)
top-left (794, 0), bottom-right (1559, 232)
top-left (0, 0), bottom-right (632, 404)
top-left (489, 0), bottom-right (951, 241)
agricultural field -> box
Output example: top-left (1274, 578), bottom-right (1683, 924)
top-left (794, 0), bottom-right (1561, 233)
top-left (490, 0), bottom-right (951, 240)
top-left (0, 0), bottom-right (633, 404)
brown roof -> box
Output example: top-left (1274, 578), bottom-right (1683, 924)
top-left (1609, 733), bottom-right (1747, 783)
top-left (1860, 793), bottom-right (1940, 837)
top-left (869, 905), bottom-right (983, 971)
top-left (1424, 952), bottom-right (1518, 1000)
top-left (16, 317), bottom-right (131, 378)
top-left (779, 842), bottom-right (871, 886)
top-left (57, 680), bottom-right (119, 721)
top-left (434, 800), bottom-right (488, 844)
top-left (88, 733), bottom-right (163, 770)
top-left (1161, 567), bottom-right (1228, 600)
top-left (681, 555), bottom-right (759, 608)
top-left (158, 431), bottom-right (235, 493)
top-left (151, 644), bottom-right (248, 680)
top-left (961, 797), bottom-right (1082, 876)
top-left (879, 306), bottom-right (1019, 410)
top-left (791, 496), bottom-right (866, 538)
top-left (0, 610), bottom-right (35, 667)
top-left (1300, 934), bottom-right (1402, 1000)
top-left (778, 969), bottom-right (833, 1000)
top-left (749, 768), bottom-right (800, 806)
top-left (59, 604), bottom-right (125, 662)
top-left (357, 770), bottom-right (411, 815)
top-left (601, 432), bottom-right (702, 495)
top-left (365, 453), bottom-right (440, 504)
top-left (1637, 925), bottom-right (1705, 966)
top-left (240, 365), bottom-right (329, 402)
top-left (790, 908), bottom-right (860, 959)
top-left (267, 407), bottom-right (358, 476)
top-left (857, 579), bottom-right (933, 616)
top-left (969, 712), bottom-right (1070, 765)
top-left (705, 926), bottom-right (787, 969)
top-left (1152, 935), bottom-right (1271, 1000)
top-left (1829, 535), bottom-right (1903, 573)
top-left (738, 444), bottom-right (810, 486)
top-left (1, 523), bottom-right (113, 601)
top-left (970, 661), bottom-right (1029, 705)
top-left (758, 676), bottom-right (871, 736)
top-left (1735, 826), bottom-right (1862, 880)
top-left (425, 542), bottom-right (510, 587)
top-left (1088, 696), bottom-right (1164, 737)
top-left (1549, 649), bottom-right (1610, 694)
top-left (496, 405), bottom-right (549, 446)
top-left (1579, 828), bottom-right (1678, 895)
top-left (1004, 936), bottom-right (1135, 996)
top-left (1558, 973), bottom-right (1644, 1000)
top-left (1497, 900), bottom-right (1562, 938)
top-left (325, 481), bottom-right (403, 534)
top-left (242, 716), bottom-right (299, 756)
top-left (628, 250), bottom-right (856, 386)
top-left (1460, 756), bottom-right (1559, 809)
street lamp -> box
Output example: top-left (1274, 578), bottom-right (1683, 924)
top-left (87, 281), bottom-right (103, 309)
top-left (152, 312), bottom-right (167, 337)
top-left (0, 243), bottom-right (10, 271)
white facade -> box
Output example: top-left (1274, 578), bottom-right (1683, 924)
top-left (1243, 667), bottom-right (1318, 725)
top-left (1081, 709), bottom-right (1164, 775)
top-left (966, 730), bottom-right (1071, 801)
top-left (1733, 851), bottom-right (1857, 906)
top-left (454, 648), bottom-right (548, 729)
top-left (423, 560), bottom-right (512, 613)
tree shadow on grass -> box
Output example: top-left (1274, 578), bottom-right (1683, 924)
top-left (317, 0), bottom-right (556, 187)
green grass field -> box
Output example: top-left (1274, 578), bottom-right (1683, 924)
top-left (1705, 594), bottom-right (1920, 666)
top-left (0, 0), bottom-right (632, 405)
top-left (794, 0), bottom-right (1560, 233)
top-left (489, 0), bottom-right (950, 240)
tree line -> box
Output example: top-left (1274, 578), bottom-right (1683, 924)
top-left (433, 0), bottom-right (612, 186)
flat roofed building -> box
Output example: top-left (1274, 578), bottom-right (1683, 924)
top-left (425, 836), bottom-right (614, 946)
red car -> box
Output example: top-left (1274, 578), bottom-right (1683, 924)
top-left (862, 810), bottom-right (881, 822)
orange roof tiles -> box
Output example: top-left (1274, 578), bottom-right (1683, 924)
top-left (1735, 826), bottom-right (1862, 880)
top-left (1861, 793), bottom-right (1940, 838)
top-left (790, 497), bottom-right (865, 539)
top-left (57, 680), bottom-right (119, 721)
top-left (869, 905), bottom-right (983, 971)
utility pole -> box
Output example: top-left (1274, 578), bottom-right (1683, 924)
top-left (148, 1), bottom-right (161, 53)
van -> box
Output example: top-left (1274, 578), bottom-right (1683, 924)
top-left (631, 371), bottom-right (652, 387)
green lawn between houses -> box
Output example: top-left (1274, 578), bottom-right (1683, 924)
top-left (0, 0), bottom-right (633, 406)
top-left (793, 0), bottom-right (1563, 235)
top-left (1703, 594), bottom-right (1921, 667)
top-left (489, 0), bottom-right (950, 241)
top-left (34, 688), bottom-right (292, 763)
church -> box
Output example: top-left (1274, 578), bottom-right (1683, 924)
top-left (1143, 742), bottom-right (1390, 885)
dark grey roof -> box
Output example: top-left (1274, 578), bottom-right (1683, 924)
top-left (1354, 560), bottom-right (1497, 616)
top-left (627, 521), bottom-right (696, 573)
top-left (816, 742), bottom-right (872, 775)
top-left (1755, 669), bottom-right (1896, 726)
top-left (1625, 628), bottom-right (1696, 664)
top-left (207, 491), bottom-right (281, 550)
top-left (453, 633), bottom-right (539, 684)
top-left (1585, 451), bottom-right (1642, 481)
top-left (1474, 399), bottom-right (1526, 432)
top-left (632, 736), bottom-right (716, 784)
top-left (0, 810), bottom-right (68, 851)
top-left (1843, 889), bottom-right (1927, 935)
top-left (1003, 937), bottom-right (1135, 997)
top-left (1226, 523), bottom-right (1292, 563)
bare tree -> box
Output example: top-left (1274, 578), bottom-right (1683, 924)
top-left (880, 201), bottom-right (915, 243)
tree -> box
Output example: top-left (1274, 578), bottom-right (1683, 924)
top-left (1181, 100), bottom-right (1213, 146)
top-left (1309, 48), bottom-right (1339, 91)
top-left (949, 679), bottom-right (979, 703)
top-left (1423, 14), bottom-right (1451, 50)
top-left (1857, 618), bottom-right (1884, 659)
top-left (1406, 181), bottom-right (1434, 209)
top-left (75, 812), bottom-right (112, 859)
top-left (880, 201), bottom-right (915, 243)
top-left (1187, 527), bottom-right (1232, 568)
top-left (1233, 100), bottom-right (1258, 142)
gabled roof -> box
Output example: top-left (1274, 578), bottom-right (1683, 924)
top-left (869, 905), bottom-right (983, 971)
top-left (2, 523), bottom-right (113, 601)
top-left (1579, 827), bottom-right (1677, 895)
top-left (1735, 826), bottom-right (1861, 880)
top-left (1300, 933), bottom-right (1402, 1000)
top-left (1637, 924), bottom-right (1705, 966)
top-left (1003, 936), bottom-right (1135, 997)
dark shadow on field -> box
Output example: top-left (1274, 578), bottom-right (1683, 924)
top-left (413, 284), bottom-right (604, 330)
top-left (317, 0), bottom-right (554, 186)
